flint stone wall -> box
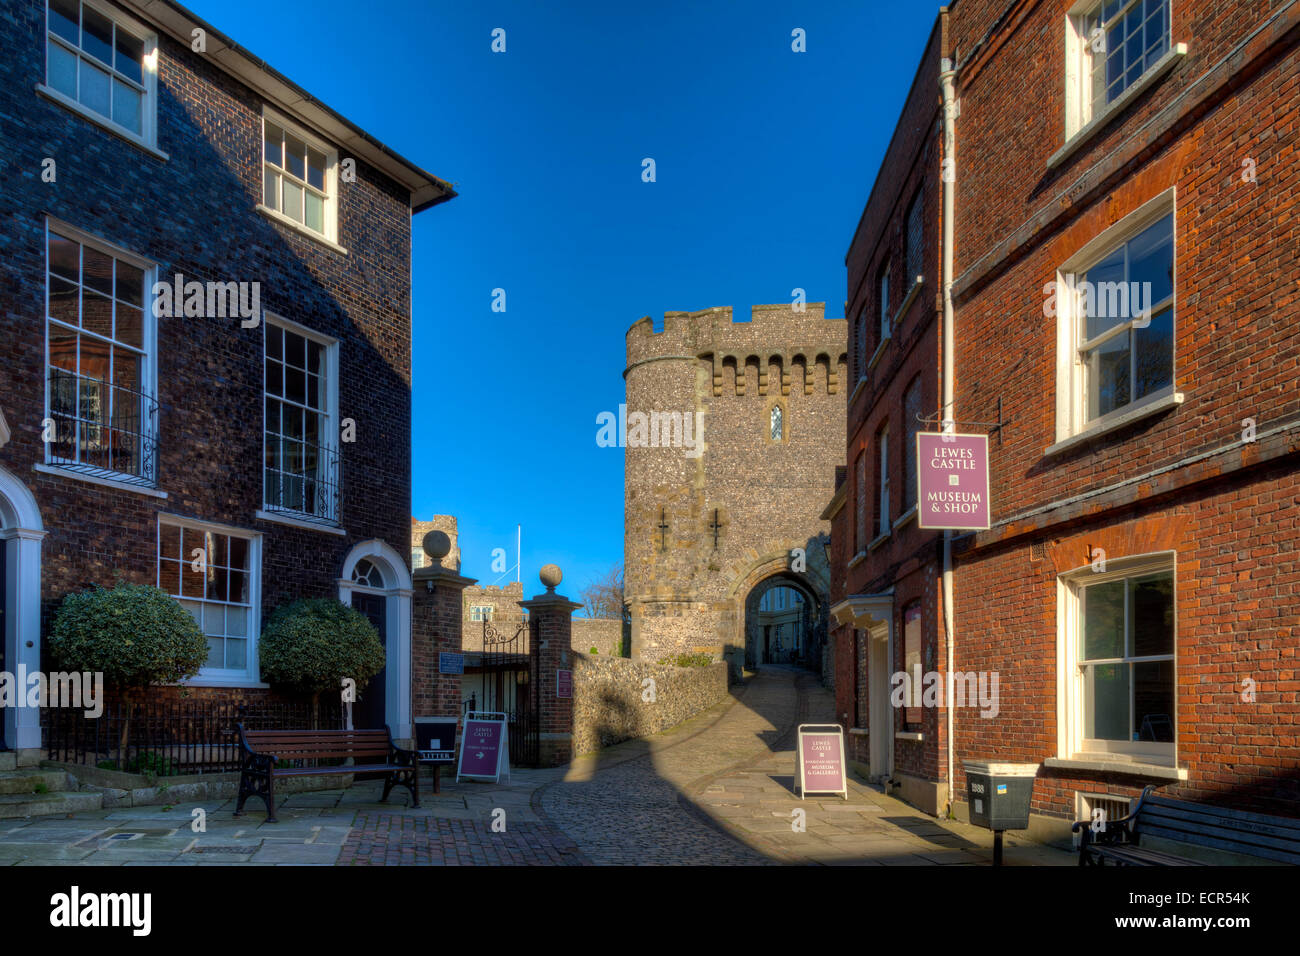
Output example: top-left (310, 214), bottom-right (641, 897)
top-left (571, 655), bottom-right (728, 756)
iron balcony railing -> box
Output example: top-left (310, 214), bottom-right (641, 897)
top-left (47, 367), bottom-right (159, 486)
top-left (263, 435), bottom-right (342, 526)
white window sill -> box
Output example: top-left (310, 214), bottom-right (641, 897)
top-left (892, 505), bottom-right (917, 530)
top-left (255, 204), bottom-right (348, 255)
top-left (1043, 755), bottom-right (1188, 782)
top-left (847, 550), bottom-right (868, 570)
top-left (868, 531), bottom-right (890, 552)
top-left (182, 677), bottom-right (270, 689)
top-left (255, 508), bottom-right (346, 535)
top-left (35, 83), bottom-right (168, 161)
top-left (867, 337), bottom-right (889, 372)
top-left (849, 376), bottom-right (868, 406)
top-left (34, 463), bottom-right (167, 498)
top-left (896, 731), bottom-right (924, 742)
top-left (1045, 391), bottom-right (1184, 458)
top-left (892, 277), bottom-right (923, 327)
top-left (1049, 44), bottom-right (1188, 171)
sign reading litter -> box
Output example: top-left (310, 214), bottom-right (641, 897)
top-left (795, 723), bottom-right (847, 800)
top-left (916, 432), bottom-right (992, 531)
top-left (413, 717), bottom-right (459, 763)
top-left (456, 711), bottom-right (510, 784)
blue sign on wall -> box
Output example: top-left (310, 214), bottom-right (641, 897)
top-left (439, 652), bottom-right (465, 675)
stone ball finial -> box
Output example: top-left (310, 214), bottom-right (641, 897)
top-left (422, 530), bottom-right (451, 562)
top-left (539, 564), bottom-right (562, 592)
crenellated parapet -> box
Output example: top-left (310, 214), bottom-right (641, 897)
top-left (625, 304), bottom-right (848, 397)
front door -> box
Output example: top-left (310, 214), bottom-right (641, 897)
top-left (350, 591), bottom-right (387, 731)
top-left (868, 627), bottom-right (893, 781)
top-left (0, 542), bottom-right (7, 750)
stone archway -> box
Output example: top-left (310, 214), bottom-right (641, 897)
top-left (744, 572), bottom-right (821, 669)
top-left (719, 544), bottom-right (831, 679)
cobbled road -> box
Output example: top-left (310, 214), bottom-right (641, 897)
top-left (534, 667), bottom-right (809, 865)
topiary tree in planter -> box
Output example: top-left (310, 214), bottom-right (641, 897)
top-left (49, 582), bottom-right (209, 758)
top-left (259, 598), bottom-right (385, 725)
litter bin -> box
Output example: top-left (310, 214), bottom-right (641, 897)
top-left (963, 761), bottom-right (1039, 865)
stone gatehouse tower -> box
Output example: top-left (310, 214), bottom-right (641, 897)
top-left (623, 304), bottom-right (847, 682)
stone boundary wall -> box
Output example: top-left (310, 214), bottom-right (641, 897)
top-left (572, 618), bottom-right (623, 656)
top-left (572, 655), bottom-right (729, 756)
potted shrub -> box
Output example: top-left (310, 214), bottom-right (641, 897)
top-left (259, 598), bottom-right (385, 724)
top-left (49, 582), bottom-right (209, 757)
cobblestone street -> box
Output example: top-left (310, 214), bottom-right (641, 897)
top-left (0, 667), bottom-right (1072, 866)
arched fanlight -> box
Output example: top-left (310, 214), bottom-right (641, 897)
top-left (352, 558), bottom-right (384, 588)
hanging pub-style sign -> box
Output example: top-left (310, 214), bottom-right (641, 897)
top-left (916, 432), bottom-right (992, 531)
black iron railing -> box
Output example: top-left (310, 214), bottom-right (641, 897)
top-left (44, 698), bottom-right (345, 776)
top-left (263, 436), bottom-right (342, 526)
top-left (47, 368), bottom-right (159, 486)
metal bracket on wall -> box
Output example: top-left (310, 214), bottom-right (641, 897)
top-left (916, 396), bottom-right (1006, 445)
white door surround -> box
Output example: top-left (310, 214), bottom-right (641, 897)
top-left (338, 539), bottom-right (412, 741)
top-left (0, 462), bottom-right (45, 752)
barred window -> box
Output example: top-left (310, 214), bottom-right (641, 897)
top-left (905, 192), bottom-right (923, 287)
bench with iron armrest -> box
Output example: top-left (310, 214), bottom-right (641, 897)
top-left (1073, 784), bottom-right (1300, 866)
top-left (234, 724), bottom-right (420, 823)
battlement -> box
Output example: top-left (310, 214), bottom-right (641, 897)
top-left (625, 303), bottom-right (848, 396)
top-left (626, 303), bottom-right (846, 368)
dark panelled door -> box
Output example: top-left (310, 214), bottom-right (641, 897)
top-left (0, 543), bottom-right (6, 750)
top-left (350, 592), bottom-right (387, 730)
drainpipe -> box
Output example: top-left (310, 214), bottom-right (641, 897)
top-left (939, 54), bottom-right (958, 819)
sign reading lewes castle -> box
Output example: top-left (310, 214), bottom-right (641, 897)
top-left (916, 433), bottom-right (991, 531)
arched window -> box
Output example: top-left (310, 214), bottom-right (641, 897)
top-left (770, 405), bottom-right (783, 441)
top-left (352, 558), bottom-right (384, 588)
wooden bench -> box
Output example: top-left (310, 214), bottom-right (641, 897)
top-left (1073, 785), bottom-right (1300, 866)
top-left (234, 724), bottom-right (420, 823)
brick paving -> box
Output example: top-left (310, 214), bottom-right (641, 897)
top-left (338, 814), bottom-right (588, 865)
top-left (0, 666), bottom-right (1074, 866)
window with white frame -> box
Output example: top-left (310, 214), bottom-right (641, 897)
top-left (45, 223), bottom-right (156, 484)
top-left (856, 306), bottom-right (867, 379)
top-left (905, 192), bottom-right (924, 287)
top-left (263, 317), bottom-right (339, 523)
top-left (876, 424), bottom-right (890, 538)
top-left (1056, 200), bottom-right (1174, 435)
top-left (45, 0), bottom-right (156, 143)
top-left (902, 376), bottom-right (923, 513)
top-left (411, 548), bottom-right (425, 570)
top-left (470, 605), bottom-right (493, 622)
top-left (159, 518), bottom-right (258, 679)
top-left (1063, 557), bottom-right (1175, 761)
top-left (878, 260), bottom-right (891, 343)
top-left (262, 113), bottom-right (337, 240)
top-left (855, 452), bottom-right (867, 552)
top-left (1068, 0), bottom-right (1172, 136)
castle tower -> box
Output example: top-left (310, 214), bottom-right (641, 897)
top-left (623, 304), bottom-right (847, 678)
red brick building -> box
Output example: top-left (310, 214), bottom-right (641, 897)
top-left (831, 0), bottom-right (1299, 838)
top-left (0, 0), bottom-right (452, 755)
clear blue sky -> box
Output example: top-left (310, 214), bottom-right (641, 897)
top-left (189, 0), bottom-right (943, 596)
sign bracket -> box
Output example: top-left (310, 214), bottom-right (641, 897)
top-left (917, 395), bottom-right (1005, 445)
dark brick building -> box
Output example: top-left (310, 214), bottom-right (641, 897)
top-left (830, 0), bottom-right (1299, 839)
top-left (0, 0), bottom-right (452, 755)
top-left (827, 12), bottom-right (948, 815)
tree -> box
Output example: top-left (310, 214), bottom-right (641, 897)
top-left (580, 563), bottom-right (625, 619)
top-left (49, 582), bottom-right (209, 756)
top-left (259, 598), bottom-right (385, 723)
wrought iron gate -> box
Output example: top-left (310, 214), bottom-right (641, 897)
top-left (478, 619), bottom-right (540, 766)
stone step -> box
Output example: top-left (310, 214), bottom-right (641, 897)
top-left (0, 790), bottom-right (103, 820)
top-left (0, 769), bottom-right (70, 795)
top-left (0, 752), bottom-right (15, 772)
